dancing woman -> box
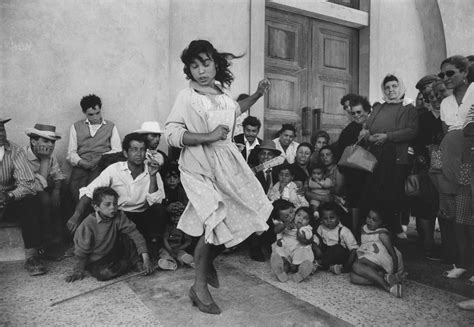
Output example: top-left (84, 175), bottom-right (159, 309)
top-left (165, 40), bottom-right (272, 314)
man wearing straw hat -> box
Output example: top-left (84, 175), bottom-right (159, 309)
top-left (25, 123), bottom-right (65, 247)
top-left (0, 118), bottom-right (46, 276)
top-left (134, 121), bottom-right (168, 166)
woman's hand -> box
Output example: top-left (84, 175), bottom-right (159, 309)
top-left (256, 79), bottom-right (271, 96)
top-left (372, 133), bottom-right (388, 145)
top-left (209, 125), bottom-right (230, 142)
top-left (358, 129), bottom-right (370, 140)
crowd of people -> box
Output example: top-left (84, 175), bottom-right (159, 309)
top-left (1, 39), bottom-right (473, 314)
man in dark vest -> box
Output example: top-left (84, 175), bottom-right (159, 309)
top-left (67, 94), bottom-right (122, 205)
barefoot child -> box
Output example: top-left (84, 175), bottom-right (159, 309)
top-left (158, 163), bottom-right (194, 270)
top-left (350, 208), bottom-right (405, 298)
top-left (270, 200), bottom-right (314, 283)
top-left (267, 163), bottom-right (309, 209)
top-left (65, 187), bottom-right (154, 282)
top-left (314, 202), bottom-right (358, 274)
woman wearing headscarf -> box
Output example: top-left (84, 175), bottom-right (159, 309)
top-left (359, 73), bottom-right (418, 237)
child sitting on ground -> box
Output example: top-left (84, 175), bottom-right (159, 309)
top-left (270, 200), bottom-right (314, 283)
top-left (267, 163), bottom-right (309, 209)
top-left (350, 208), bottom-right (405, 298)
top-left (158, 162), bottom-right (193, 270)
top-left (313, 202), bottom-right (358, 274)
top-left (65, 187), bottom-right (153, 282)
top-left (307, 164), bottom-right (333, 215)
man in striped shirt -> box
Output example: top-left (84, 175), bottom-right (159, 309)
top-left (0, 118), bottom-right (46, 276)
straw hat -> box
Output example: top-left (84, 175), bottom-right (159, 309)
top-left (134, 121), bottom-right (163, 134)
top-left (25, 123), bottom-right (61, 140)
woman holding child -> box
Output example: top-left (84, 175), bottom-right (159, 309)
top-left (165, 40), bottom-right (271, 314)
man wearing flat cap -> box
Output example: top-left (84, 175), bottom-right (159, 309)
top-left (412, 75), bottom-right (444, 261)
top-left (25, 123), bottom-right (65, 246)
top-left (0, 118), bottom-right (46, 276)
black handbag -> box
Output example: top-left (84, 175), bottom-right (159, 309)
top-left (405, 162), bottom-right (419, 197)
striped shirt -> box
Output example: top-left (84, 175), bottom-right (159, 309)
top-left (0, 141), bottom-right (36, 200)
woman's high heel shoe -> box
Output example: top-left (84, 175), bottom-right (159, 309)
top-left (189, 286), bottom-right (221, 315)
top-left (207, 263), bottom-right (219, 288)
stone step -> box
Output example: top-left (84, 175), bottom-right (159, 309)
top-left (0, 223), bottom-right (25, 261)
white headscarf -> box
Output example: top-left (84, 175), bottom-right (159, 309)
top-left (381, 73), bottom-right (413, 105)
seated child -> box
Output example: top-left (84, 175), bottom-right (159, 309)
top-left (65, 187), bottom-right (153, 282)
top-left (307, 164), bottom-right (333, 213)
top-left (267, 163), bottom-right (309, 209)
top-left (158, 162), bottom-right (193, 270)
top-left (159, 214), bottom-right (194, 270)
top-left (270, 200), bottom-right (314, 283)
top-left (350, 208), bottom-right (405, 298)
top-left (313, 202), bottom-right (358, 274)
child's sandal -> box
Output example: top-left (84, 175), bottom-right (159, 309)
top-left (389, 283), bottom-right (403, 298)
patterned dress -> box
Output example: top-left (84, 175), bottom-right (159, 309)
top-left (357, 225), bottom-right (404, 274)
top-left (165, 83), bottom-right (272, 247)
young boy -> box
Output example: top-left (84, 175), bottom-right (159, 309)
top-left (67, 94), bottom-right (121, 204)
top-left (157, 163), bottom-right (193, 270)
top-left (270, 199), bottom-right (314, 283)
top-left (65, 187), bottom-right (153, 282)
top-left (24, 123), bottom-right (65, 246)
top-left (314, 202), bottom-right (358, 274)
top-left (267, 163), bottom-right (308, 209)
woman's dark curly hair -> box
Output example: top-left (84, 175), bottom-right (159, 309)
top-left (181, 40), bottom-right (243, 87)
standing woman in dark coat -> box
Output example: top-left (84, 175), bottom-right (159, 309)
top-left (360, 74), bottom-right (418, 237)
top-left (411, 75), bottom-right (444, 260)
top-left (336, 95), bottom-right (372, 238)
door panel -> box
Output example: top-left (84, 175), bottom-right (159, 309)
top-left (311, 21), bottom-right (359, 141)
top-left (264, 8), bottom-right (359, 143)
top-left (264, 8), bottom-right (309, 140)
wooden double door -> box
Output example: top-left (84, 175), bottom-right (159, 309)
top-left (264, 8), bottom-right (359, 142)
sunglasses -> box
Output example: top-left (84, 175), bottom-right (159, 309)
top-left (438, 70), bottom-right (456, 79)
top-left (351, 110), bottom-right (363, 116)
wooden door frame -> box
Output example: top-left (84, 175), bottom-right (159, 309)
top-left (249, 0), bottom-right (370, 137)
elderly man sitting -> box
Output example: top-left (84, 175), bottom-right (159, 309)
top-left (24, 123), bottom-right (65, 246)
top-left (0, 118), bottom-right (46, 276)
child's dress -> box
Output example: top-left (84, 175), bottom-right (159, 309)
top-left (267, 181), bottom-right (309, 208)
top-left (165, 82), bottom-right (272, 248)
top-left (357, 225), bottom-right (404, 274)
top-left (273, 228), bottom-right (314, 265)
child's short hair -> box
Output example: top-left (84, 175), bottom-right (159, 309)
top-left (160, 162), bottom-right (180, 179)
top-left (369, 207), bottom-right (387, 225)
top-left (295, 206), bottom-right (312, 219)
top-left (278, 163), bottom-right (294, 175)
top-left (271, 199), bottom-right (294, 220)
top-left (318, 201), bottom-right (343, 217)
top-left (92, 186), bottom-right (118, 206)
top-left (80, 94), bottom-right (102, 112)
top-left (311, 163), bottom-right (325, 174)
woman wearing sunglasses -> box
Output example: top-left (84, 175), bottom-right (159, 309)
top-left (335, 95), bottom-right (372, 238)
top-left (438, 55), bottom-right (474, 281)
top-left (358, 73), bottom-right (418, 239)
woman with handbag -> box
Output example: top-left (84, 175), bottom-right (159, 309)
top-left (359, 73), bottom-right (418, 238)
top-left (336, 95), bottom-right (372, 238)
top-left (438, 55), bottom-right (474, 280)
